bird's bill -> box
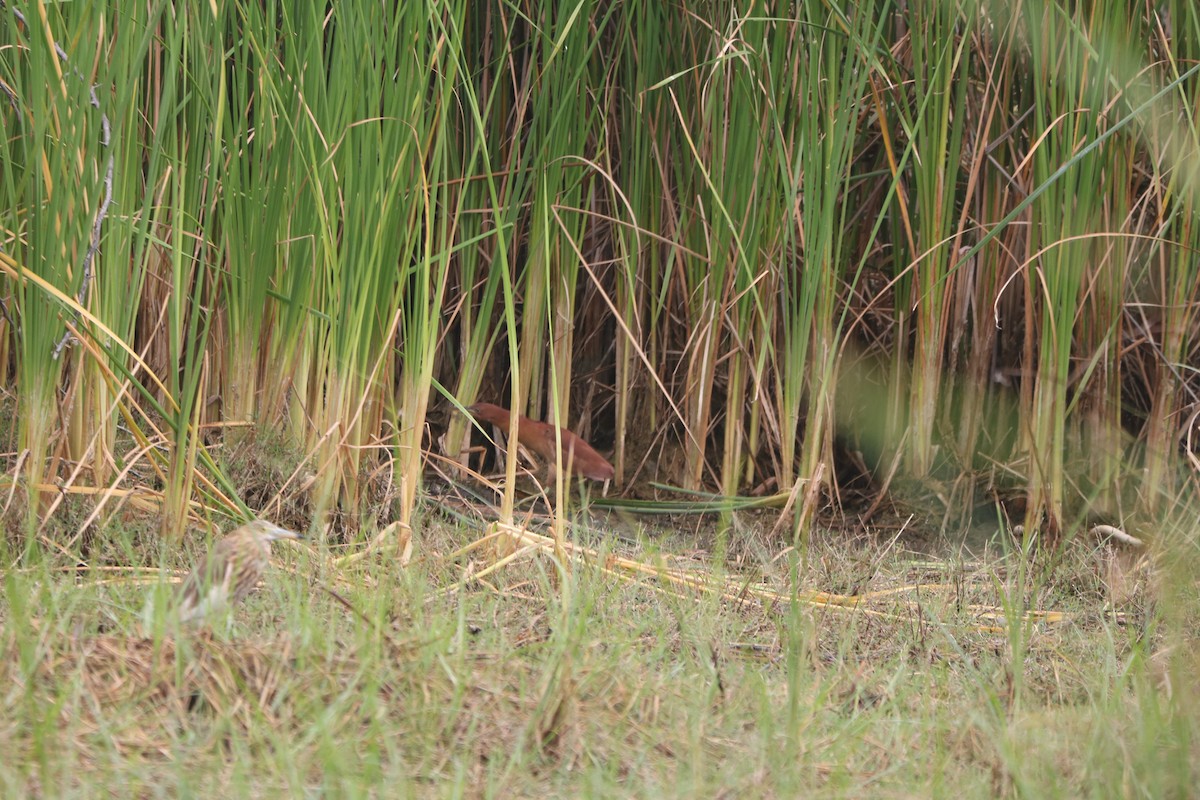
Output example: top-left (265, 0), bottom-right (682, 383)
top-left (259, 521), bottom-right (304, 540)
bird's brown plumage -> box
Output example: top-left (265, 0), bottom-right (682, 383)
top-left (177, 520), bottom-right (302, 624)
top-left (467, 402), bottom-right (615, 482)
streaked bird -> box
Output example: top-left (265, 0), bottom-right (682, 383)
top-left (176, 519), bottom-right (303, 624)
top-left (467, 402), bottom-right (615, 486)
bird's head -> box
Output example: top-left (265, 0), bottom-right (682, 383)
top-left (243, 519), bottom-right (304, 542)
top-left (466, 402), bottom-right (511, 428)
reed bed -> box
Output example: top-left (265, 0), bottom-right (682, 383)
top-left (1, 1), bottom-right (1198, 547)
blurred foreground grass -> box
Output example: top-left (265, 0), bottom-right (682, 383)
top-left (1, 509), bottom-right (1195, 797)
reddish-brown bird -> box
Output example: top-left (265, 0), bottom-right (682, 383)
top-left (467, 402), bottom-right (615, 484)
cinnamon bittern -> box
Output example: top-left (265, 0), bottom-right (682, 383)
top-left (467, 402), bottom-right (615, 486)
top-left (176, 519), bottom-right (303, 624)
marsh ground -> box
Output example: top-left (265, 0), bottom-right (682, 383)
top-left (2, 499), bottom-right (1194, 798)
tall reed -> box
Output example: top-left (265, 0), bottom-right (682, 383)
top-left (2, 0), bottom-right (1199, 548)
